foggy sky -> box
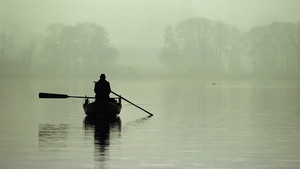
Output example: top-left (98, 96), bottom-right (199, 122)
top-left (1, 0), bottom-right (300, 46)
top-left (1, 0), bottom-right (300, 72)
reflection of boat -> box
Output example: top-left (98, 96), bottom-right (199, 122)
top-left (84, 116), bottom-right (121, 129)
top-left (83, 97), bottom-right (122, 118)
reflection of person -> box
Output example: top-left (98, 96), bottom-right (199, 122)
top-left (94, 74), bottom-right (111, 101)
top-left (83, 116), bottom-right (121, 162)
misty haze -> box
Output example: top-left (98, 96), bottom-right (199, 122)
top-left (1, 1), bottom-right (300, 169)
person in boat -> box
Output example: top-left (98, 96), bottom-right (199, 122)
top-left (94, 74), bottom-right (111, 101)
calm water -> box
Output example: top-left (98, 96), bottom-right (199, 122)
top-left (0, 78), bottom-right (300, 169)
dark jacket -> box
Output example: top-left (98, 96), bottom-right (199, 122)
top-left (94, 79), bottom-right (111, 100)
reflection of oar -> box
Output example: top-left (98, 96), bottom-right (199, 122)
top-left (39, 92), bottom-right (95, 99)
top-left (111, 91), bottom-right (153, 116)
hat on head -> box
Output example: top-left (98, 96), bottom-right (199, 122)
top-left (100, 74), bottom-right (106, 79)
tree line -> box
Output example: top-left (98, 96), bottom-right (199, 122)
top-left (0, 23), bottom-right (117, 78)
top-left (1, 19), bottom-right (300, 78)
top-left (160, 17), bottom-right (300, 78)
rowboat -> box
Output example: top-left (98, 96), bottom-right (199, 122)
top-left (83, 97), bottom-right (122, 118)
top-left (39, 91), bottom-right (152, 117)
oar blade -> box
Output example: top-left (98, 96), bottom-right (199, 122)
top-left (39, 92), bottom-right (69, 99)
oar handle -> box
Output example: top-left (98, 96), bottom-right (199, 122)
top-left (111, 91), bottom-right (153, 116)
top-left (69, 96), bottom-right (95, 99)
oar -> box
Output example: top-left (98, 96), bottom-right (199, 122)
top-left (39, 92), bottom-right (95, 99)
top-left (111, 91), bottom-right (153, 116)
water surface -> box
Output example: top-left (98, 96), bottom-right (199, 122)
top-left (0, 78), bottom-right (300, 169)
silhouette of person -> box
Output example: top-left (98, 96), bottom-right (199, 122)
top-left (94, 74), bottom-right (111, 101)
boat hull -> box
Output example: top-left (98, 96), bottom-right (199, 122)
top-left (83, 98), bottom-right (122, 118)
